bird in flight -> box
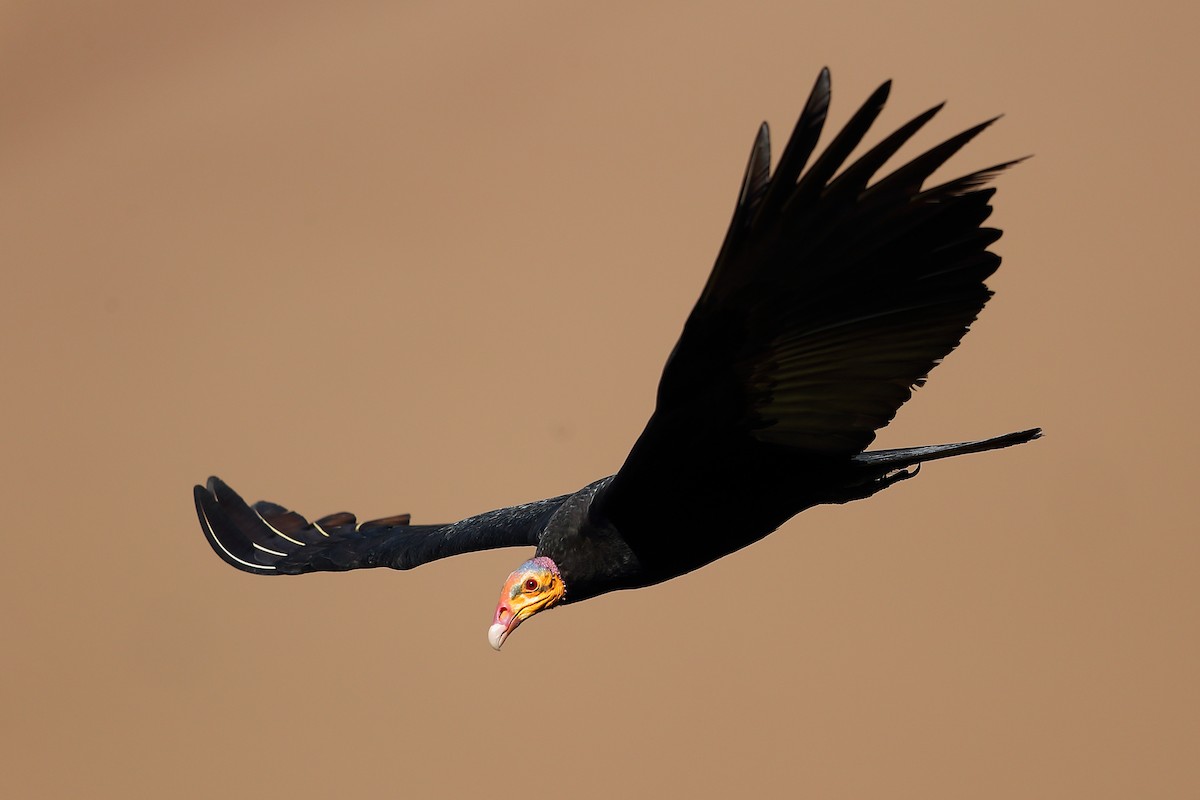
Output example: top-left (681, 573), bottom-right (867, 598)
top-left (194, 68), bottom-right (1040, 650)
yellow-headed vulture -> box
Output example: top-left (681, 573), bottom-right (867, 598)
top-left (194, 69), bottom-right (1040, 650)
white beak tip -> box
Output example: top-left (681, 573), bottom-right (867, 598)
top-left (488, 623), bottom-right (507, 651)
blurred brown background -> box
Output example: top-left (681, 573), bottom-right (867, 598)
top-left (2, 2), bottom-right (1197, 797)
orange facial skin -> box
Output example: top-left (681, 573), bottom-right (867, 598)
top-left (488, 557), bottom-right (566, 650)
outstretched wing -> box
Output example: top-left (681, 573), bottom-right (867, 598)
top-left (194, 477), bottom-right (569, 575)
top-left (600, 68), bottom-right (1021, 541)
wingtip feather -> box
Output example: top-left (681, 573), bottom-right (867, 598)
top-left (194, 476), bottom-right (281, 574)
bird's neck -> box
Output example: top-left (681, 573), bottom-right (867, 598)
top-left (536, 477), bottom-right (641, 603)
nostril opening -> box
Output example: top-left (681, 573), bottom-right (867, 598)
top-left (498, 607), bottom-right (511, 623)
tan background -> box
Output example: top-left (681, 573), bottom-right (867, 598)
top-left (3, 2), bottom-right (1197, 797)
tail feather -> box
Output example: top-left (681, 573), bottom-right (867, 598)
top-left (853, 427), bottom-right (1042, 469)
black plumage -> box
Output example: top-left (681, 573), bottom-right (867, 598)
top-left (195, 69), bottom-right (1039, 625)
top-left (196, 476), bottom-right (571, 574)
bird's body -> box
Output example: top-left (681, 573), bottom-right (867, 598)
top-left (194, 69), bottom-right (1040, 649)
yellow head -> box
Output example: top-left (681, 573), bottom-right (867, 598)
top-left (488, 556), bottom-right (566, 650)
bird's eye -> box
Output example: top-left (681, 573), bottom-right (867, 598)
top-left (524, 578), bottom-right (538, 592)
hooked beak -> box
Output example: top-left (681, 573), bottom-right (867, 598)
top-left (488, 623), bottom-right (507, 651)
top-left (488, 602), bottom-right (524, 651)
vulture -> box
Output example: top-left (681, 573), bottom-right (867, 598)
top-left (194, 69), bottom-right (1040, 650)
